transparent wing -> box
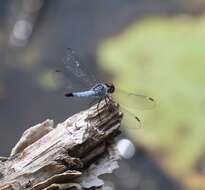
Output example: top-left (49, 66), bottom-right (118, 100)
top-left (60, 48), bottom-right (97, 90)
top-left (114, 88), bottom-right (155, 110)
top-left (120, 105), bottom-right (142, 129)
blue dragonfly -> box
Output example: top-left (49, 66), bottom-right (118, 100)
top-left (59, 48), bottom-right (155, 128)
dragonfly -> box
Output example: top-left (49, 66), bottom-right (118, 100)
top-left (58, 48), bottom-right (155, 128)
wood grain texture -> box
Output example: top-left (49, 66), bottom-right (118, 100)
top-left (0, 100), bottom-right (122, 190)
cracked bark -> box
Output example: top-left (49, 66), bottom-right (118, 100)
top-left (0, 100), bottom-right (122, 190)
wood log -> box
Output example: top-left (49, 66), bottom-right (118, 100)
top-left (0, 100), bottom-right (122, 190)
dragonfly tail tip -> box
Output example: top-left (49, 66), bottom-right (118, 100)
top-left (64, 93), bottom-right (74, 97)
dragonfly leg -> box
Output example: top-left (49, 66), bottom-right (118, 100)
top-left (105, 96), bottom-right (112, 111)
top-left (96, 97), bottom-right (103, 122)
top-left (90, 97), bottom-right (104, 136)
top-left (104, 96), bottom-right (109, 107)
top-left (105, 95), bottom-right (116, 113)
top-left (106, 95), bottom-right (116, 106)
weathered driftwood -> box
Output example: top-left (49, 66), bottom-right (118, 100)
top-left (0, 100), bottom-right (122, 190)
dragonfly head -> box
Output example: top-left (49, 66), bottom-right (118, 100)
top-left (105, 83), bottom-right (115, 94)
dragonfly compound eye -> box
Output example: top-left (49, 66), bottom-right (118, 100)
top-left (106, 83), bottom-right (115, 93)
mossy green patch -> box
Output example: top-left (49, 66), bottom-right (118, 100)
top-left (98, 16), bottom-right (205, 175)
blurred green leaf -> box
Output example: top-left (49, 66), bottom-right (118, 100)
top-left (98, 16), bottom-right (205, 182)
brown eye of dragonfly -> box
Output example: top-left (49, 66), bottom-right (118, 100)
top-left (106, 83), bottom-right (115, 93)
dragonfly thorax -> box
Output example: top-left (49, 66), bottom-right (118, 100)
top-left (91, 83), bottom-right (114, 97)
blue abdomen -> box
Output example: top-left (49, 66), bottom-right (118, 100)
top-left (73, 90), bottom-right (96, 97)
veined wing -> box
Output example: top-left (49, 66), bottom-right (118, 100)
top-left (119, 105), bottom-right (142, 129)
top-left (114, 88), bottom-right (155, 110)
top-left (60, 48), bottom-right (97, 89)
